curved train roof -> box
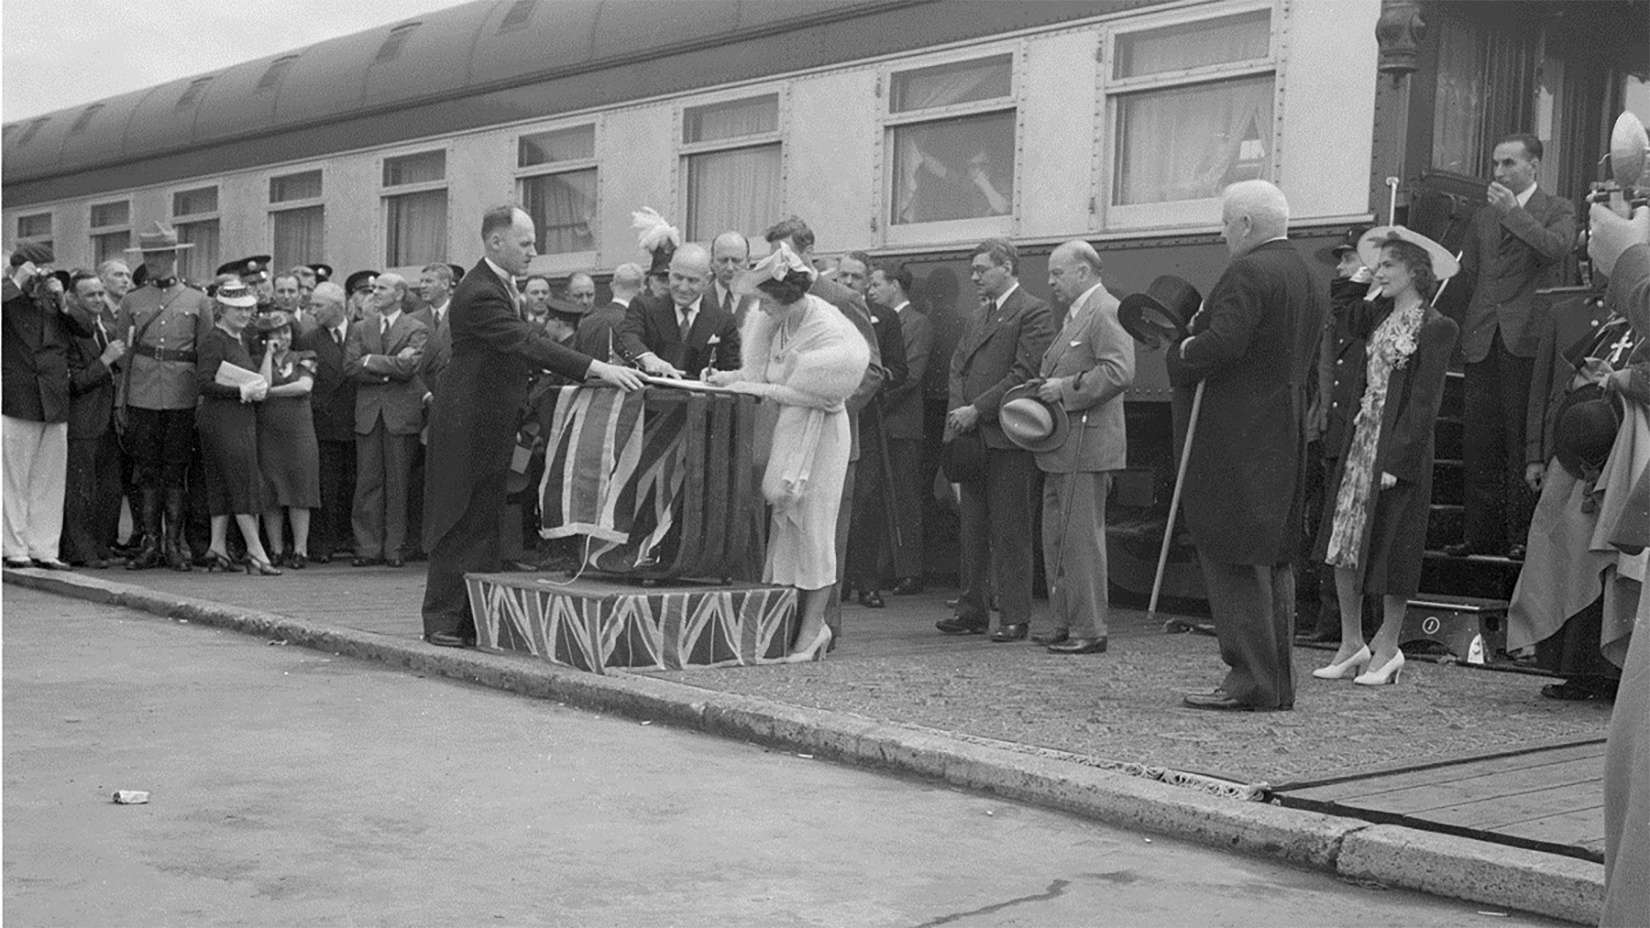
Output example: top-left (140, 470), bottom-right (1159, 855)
top-left (2, 0), bottom-right (1137, 207)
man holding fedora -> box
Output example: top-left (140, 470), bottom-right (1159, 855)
top-left (1011, 239), bottom-right (1134, 655)
top-left (1166, 180), bottom-right (1324, 712)
top-left (115, 222), bottom-right (215, 571)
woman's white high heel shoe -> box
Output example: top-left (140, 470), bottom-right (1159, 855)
top-left (785, 624), bottom-right (833, 663)
top-left (1312, 645), bottom-right (1371, 680)
top-left (1353, 650), bottom-right (1405, 686)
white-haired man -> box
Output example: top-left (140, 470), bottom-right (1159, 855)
top-left (1166, 180), bottom-right (1325, 712)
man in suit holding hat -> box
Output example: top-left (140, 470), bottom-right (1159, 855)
top-left (421, 205), bottom-right (642, 648)
top-left (939, 238), bottom-right (1054, 641)
top-left (1166, 180), bottom-right (1324, 711)
top-left (3, 244), bottom-right (97, 569)
top-left (115, 223), bottom-right (215, 571)
top-left (1014, 240), bottom-right (1134, 655)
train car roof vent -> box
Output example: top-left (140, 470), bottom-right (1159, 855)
top-left (498, 0), bottom-right (538, 33)
top-left (70, 104), bottom-right (104, 135)
top-left (15, 116), bottom-right (49, 145)
top-left (256, 55), bottom-right (301, 92)
top-left (374, 22), bottom-right (421, 63)
top-left (176, 76), bottom-right (215, 110)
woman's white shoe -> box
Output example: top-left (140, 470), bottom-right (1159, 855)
top-left (1312, 645), bottom-right (1372, 680)
top-left (1353, 650), bottom-right (1405, 686)
top-left (785, 624), bottom-right (833, 663)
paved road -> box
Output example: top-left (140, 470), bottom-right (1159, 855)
top-left (3, 588), bottom-right (1565, 927)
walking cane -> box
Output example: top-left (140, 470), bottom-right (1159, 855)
top-left (1047, 403), bottom-right (1088, 604)
top-left (1153, 378), bottom-right (1205, 633)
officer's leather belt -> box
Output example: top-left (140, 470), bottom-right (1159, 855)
top-left (132, 344), bottom-right (197, 363)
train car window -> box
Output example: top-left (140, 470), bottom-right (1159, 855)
top-left (69, 105), bottom-right (103, 135)
top-left (383, 151), bottom-right (446, 187)
top-left (257, 56), bottom-right (301, 94)
top-left (498, 0), bottom-right (538, 33)
top-left (177, 220), bottom-right (221, 284)
top-left (886, 53), bottom-right (1016, 227)
top-left (890, 54), bottom-right (1011, 114)
top-left (682, 94), bottom-right (783, 242)
top-left (173, 187), bottom-right (218, 218)
top-left (518, 126), bottom-right (595, 168)
top-left (272, 208), bottom-right (324, 273)
top-left (17, 213), bottom-right (52, 240)
top-left (1113, 9), bottom-right (1270, 80)
top-left (1106, 7), bottom-right (1275, 212)
top-left (383, 151), bottom-right (448, 267)
top-left (89, 201), bottom-right (131, 268)
top-left (15, 117), bottom-right (48, 146)
top-left (270, 170), bottom-right (323, 203)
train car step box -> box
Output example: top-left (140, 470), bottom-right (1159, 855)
top-left (1401, 595), bottom-right (1509, 663)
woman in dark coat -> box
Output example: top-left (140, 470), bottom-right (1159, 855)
top-left (252, 311), bottom-right (320, 568)
top-left (195, 282), bottom-right (281, 575)
top-left (1313, 229), bottom-right (1459, 686)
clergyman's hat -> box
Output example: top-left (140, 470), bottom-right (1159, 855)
top-left (1119, 275), bottom-right (1202, 349)
top-left (1554, 384), bottom-right (1622, 480)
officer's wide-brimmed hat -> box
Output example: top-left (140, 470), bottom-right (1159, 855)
top-left (126, 222), bottom-right (194, 254)
top-left (10, 241), bottom-right (55, 266)
top-left (344, 270), bottom-right (378, 294)
top-left (1315, 225), bottom-right (1372, 266)
top-left (1554, 384), bottom-right (1622, 480)
top-left (215, 281), bottom-right (258, 308)
top-left (1119, 275), bottom-right (1203, 349)
top-left (253, 309), bottom-right (296, 331)
top-left (218, 255), bottom-right (274, 283)
top-left (1358, 226), bottom-right (1460, 280)
top-left (999, 382), bottom-right (1069, 454)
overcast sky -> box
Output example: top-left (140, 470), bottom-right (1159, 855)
top-left (3, 0), bottom-right (462, 122)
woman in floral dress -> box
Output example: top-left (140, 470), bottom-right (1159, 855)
top-left (1313, 228), bottom-right (1460, 686)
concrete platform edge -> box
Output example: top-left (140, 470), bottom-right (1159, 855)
top-left (5, 568), bottom-right (1604, 925)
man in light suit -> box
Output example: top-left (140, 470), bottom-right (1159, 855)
top-left (1030, 241), bottom-right (1133, 654)
top-left (619, 243), bottom-right (741, 378)
top-left (345, 273), bottom-right (428, 567)
top-left (1445, 132), bottom-right (1576, 559)
top-left (938, 238), bottom-right (1055, 640)
top-left (871, 261), bottom-right (933, 594)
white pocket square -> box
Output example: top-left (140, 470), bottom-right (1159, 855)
top-left (706, 336), bottom-right (721, 345)
top-left (1070, 340), bottom-right (1082, 347)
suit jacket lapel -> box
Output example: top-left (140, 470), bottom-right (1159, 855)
top-left (1044, 292), bottom-right (1092, 373)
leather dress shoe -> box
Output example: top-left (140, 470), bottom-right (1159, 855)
top-left (385, 557), bottom-right (406, 568)
top-left (351, 555), bottom-right (383, 567)
top-left (989, 623), bottom-right (1028, 642)
top-left (858, 589), bottom-right (886, 609)
top-left (426, 631), bottom-right (475, 649)
top-left (1182, 690), bottom-right (1257, 711)
top-left (935, 616), bottom-right (986, 635)
top-left (4, 556), bottom-right (35, 569)
top-left (1048, 636), bottom-right (1107, 655)
top-left (891, 577), bottom-right (925, 595)
top-left (1031, 628), bottom-right (1069, 646)
top-left (32, 557), bottom-right (71, 570)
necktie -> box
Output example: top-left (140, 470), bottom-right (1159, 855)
top-left (679, 309), bottom-right (693, 343)
top-left (380, 316), bottom-right (389, 340)
top-left (721, 290), bottom-right (733, 316)
top-left (94, 316), bottom-right (109, 351)
top-left (333, 327), bottom-right (343, 346)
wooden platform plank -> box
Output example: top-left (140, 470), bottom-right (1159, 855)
top-left (1282, 742), bottom-right (1606, 804)
top-left (1492, 807), bottom-right (1609, 851)
top-left (1421, 781), bottom-right (1604, 830)
top-left (1318, 757), bottom-right (1600, 815)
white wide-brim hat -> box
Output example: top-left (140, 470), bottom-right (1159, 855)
top-left (1358, 226), bottom-right (1459, 280)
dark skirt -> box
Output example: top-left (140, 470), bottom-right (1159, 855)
top-left (1315, 462), bottom-right (1433, 599)
top-left (257, 396), bottom-right (320, 508)
top-left (198, 396), bottom-right (266, 515)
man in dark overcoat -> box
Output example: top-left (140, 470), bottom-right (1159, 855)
top-left (938, 238), bottom-right (1055, 641)
top-left (293, 282), bottom-right (357, 563)
top-left (420, 205), bottom-right (642, 648)
top-left (1167, 180), bottom-right (1325, 711)
top-left (61, 271), bottom-right (126, 568)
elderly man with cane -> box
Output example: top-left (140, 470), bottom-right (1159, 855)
top-left (1164, 180), bottom-right (1325, 712)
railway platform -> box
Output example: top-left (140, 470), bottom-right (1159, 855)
top-left (3, 561), bottom-right (1614, 923)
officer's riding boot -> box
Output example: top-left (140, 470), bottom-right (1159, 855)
top-left (163, 488), bottom-right (192, 572)
top-left (125, 489), bottom-right (164, 570)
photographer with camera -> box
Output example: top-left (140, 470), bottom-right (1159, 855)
top-left (3, 242), bottom-right (97, 570)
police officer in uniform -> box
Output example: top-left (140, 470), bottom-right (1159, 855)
top-left (116, 223), bottom-right (215, 570)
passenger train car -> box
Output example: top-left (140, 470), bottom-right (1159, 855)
top-left (5, 0), bottom-right (1648, 600)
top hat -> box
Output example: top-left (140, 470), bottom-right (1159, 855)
top-left (307, 263), bottom-right (334, 282)
top-left (1357, 226), bottom-right (1460, 281)
top-left (999, 382), bottom-right (1069, 454)
top-left (218, 255), bottom-right (274, 282)
top-left (126, 222), bottom-right (195, 254)
top-left (214, 282), bottom-right (258, 308)
top-left (1554, 385), bottom-right (1622, 480)
top-left (1119, 275), bottom-right (1203, 349)
top-left (9, 241), bottom-right (55, 266)
top-left (344, 270), bottom-right (378, 295)
top-left (1315, 225), bottom-right (1372, 266)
